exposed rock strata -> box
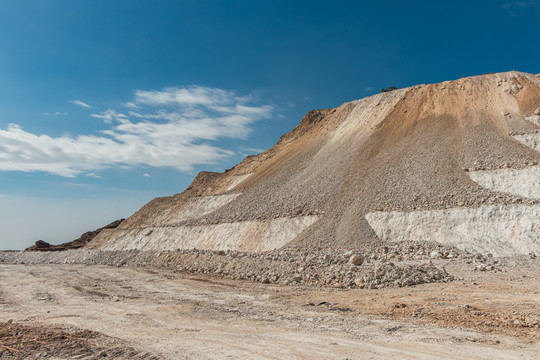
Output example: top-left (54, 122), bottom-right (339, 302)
top-left (97, 216), bottom-right (318, 252)
top-left (468, 166), bottom-right (540, 199)
top-left (365, 205), bottom-right (540, 257)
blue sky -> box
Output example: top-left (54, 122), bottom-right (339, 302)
top-left (1, 0), bottom-right (539, 249)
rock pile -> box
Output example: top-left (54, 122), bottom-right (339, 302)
top-left (354, 262), bottom-right (452, 289)
top-left (1, 240), bottom-right (461, 289)
top-left (467, 253), bottom-right (505, 272)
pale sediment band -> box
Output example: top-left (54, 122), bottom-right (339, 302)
top-left (468, 166), bottom-right (540, 200)
top-left (226, 174), bottom-right (252, 191)
top-left (513, 133), bottom-right (540, 152)
top-left (96, 215), bottom-right (319, 252)
top-left (365, 205), bottom-right (540, 256)
top-left (165, 194), bottom-right (241, 224)
top-left (525, 115), bottom-right (540, 127)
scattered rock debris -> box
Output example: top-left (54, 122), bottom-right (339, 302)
top-left (2, 240), bottom-right (465, 289)
top-left (0, 321), bottom-right (159, 359)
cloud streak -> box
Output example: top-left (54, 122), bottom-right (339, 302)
top-left (70, 99), bottom-right (91, 108)
top-left (0, 86), bottom-right (272, 177)
top-left (501, 1), bottom-right (537, 12)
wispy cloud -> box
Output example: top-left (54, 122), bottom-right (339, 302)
top-left (515, 1), bottom-right (536, 6)
top-left (501, 1), bottom-right (537, 11)
top-left (143, 173), bottom-right (150, 177)
top-left (90, 109), bottom-right (128, 124)
top-left (70, 99), bottom-right (91, 108)
top-left (0, 86), bottom-right (272, 177)
top-left (242, 147), bottom-right (265, 153)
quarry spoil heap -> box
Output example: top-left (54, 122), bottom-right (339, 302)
top-left (89, 71), bottom-right (540, 257)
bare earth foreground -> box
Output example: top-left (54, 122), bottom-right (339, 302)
top-left (1, 258), bottom-right (539, 359)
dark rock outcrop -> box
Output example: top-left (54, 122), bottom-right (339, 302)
top-left (25, 219), bottom-right (124, 252)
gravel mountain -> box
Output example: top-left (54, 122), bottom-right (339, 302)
top-left (89, 71), bottom-right (540, 256)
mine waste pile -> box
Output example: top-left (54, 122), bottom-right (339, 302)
top-left (12, 71), bottom-right (540, 289)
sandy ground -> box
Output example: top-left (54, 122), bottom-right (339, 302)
top-left (1, 259), bottom-right (539, 359)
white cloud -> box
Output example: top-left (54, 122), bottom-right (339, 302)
top-left (134, 86), bottom-right (229, 107)
top-left (124, 101), bottom-right (138, 109)
top-left (0, 86), bottom-right (273, 177)
top-left (91, 109), bottom-right (128, 124)
top-left (85, 173), bottom-right (101, 178)
top-left (54, 112), bottom-right (67, 116)
top-left (143, 173), bottom-right (150, 177)
top-left (64, 183), bottom-right (86, 187)
top-left (70, 100), bottom-right (91, 108)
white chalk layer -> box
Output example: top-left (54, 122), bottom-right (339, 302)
top-left (165, 194), bottom-right (241, 224)
top-left (365, 205), bottom-right (540, 256)
top-left (513, 133), bottom-right (540, 152)
top-left (468, 166), bottom-right (540, 199)
top-left (98, 216), bottom-right (319, 252)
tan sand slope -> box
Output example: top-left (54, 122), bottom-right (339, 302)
top-left (91, 71), bottom-right (540, 255)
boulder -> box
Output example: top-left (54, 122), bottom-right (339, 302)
top-left (35, 240), bottom-right (52, 249)
top-left (349, 254), bottom-right (365, 266)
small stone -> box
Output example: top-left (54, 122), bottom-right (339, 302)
top-left (349, 254), bottom-right (365, 266)
top-left (430, 251), bottom-right (442, 259)
top-left (476, 264), bottom-right (486, 271)
top-left (142, 228), bottom-right (153, 236)
top-left (534, 108), bottom-right (540, 116)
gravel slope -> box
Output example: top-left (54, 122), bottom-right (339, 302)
top-left (91, 71), bottom-right (540, 254)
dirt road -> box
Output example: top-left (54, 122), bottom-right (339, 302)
top-left (1, 261), bottom-right (539, 359)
